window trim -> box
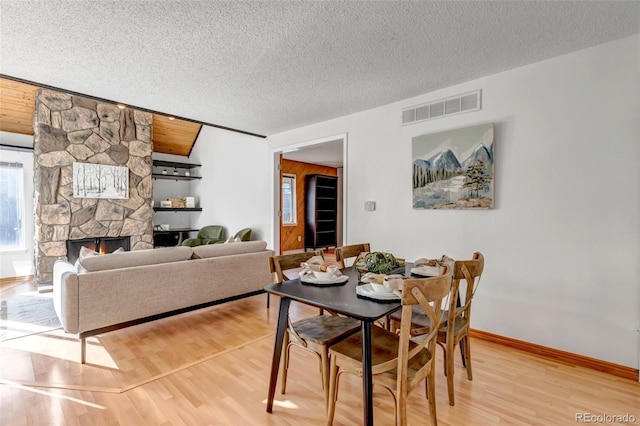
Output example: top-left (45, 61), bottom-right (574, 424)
top-left (0, 161), bottom-right (26, 253)
top-left (281, 174), bottom-right (297, 226)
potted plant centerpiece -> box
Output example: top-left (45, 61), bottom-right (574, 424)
top-left (356, 251), bottom-right (405, 281)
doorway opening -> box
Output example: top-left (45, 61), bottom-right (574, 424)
top-left (272, 134), bottom-right (347, 256)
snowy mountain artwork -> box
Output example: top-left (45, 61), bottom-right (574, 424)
top-left (73, 162), bottom-right (129, 199)
top-left (412, 123), bottom-right (494, 209)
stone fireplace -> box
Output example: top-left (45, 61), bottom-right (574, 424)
top-left (33, 89), bottom-right (154, 284)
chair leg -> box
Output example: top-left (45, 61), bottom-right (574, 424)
top-left (266, 292), bottom-right (270, 308)
top-left (446, 340), bottom-right (455, 406)
top-left (424, 375), bottom-right (428, 399)
top-left (437, 342), bottom-right (447, 376)
top-left (320, 348), bottom-right (330, 411)
top-left (459, 339), bottom-right (466, 368)
top-left (326, 356), bottom-right (339, 425)
top-left (427, 365), bottom-right (438, 426)
top-left (397, 386), bottom-right (408, 426)
top-left (464, 335), bottom-right (473, 380)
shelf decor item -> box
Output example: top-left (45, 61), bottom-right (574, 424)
top-left (168, 198), bottom-right (186, 208)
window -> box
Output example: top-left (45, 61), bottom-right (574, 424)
top-left (282, 174), bottom-right (297, 225)
top-left (0, 161), bottom-right (25, 251)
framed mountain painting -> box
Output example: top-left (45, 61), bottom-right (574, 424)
top-left (412, 123), bottom-right (494, 209)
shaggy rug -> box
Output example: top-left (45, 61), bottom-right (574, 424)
top-left (0, 292), bottom-right (61, 341)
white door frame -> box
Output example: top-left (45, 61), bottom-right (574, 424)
top-left (271, 133), bottom-right (348, 255)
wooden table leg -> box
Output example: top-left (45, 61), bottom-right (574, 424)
top-left (266, 297), bottom-right (291, 413)
top-left (361, 320), bottom-right (374, 426)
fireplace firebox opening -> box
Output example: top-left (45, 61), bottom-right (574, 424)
top-left (66, 237), bottom-right (131, 264)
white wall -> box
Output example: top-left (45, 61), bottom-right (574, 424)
top-left (0, 132), bottom-right (35, 279)
top-left (189, 126), bottom-right (273, 243)
top-left (267, 36), bottom-right (640, 368)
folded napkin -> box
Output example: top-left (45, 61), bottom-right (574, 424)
top-left (299, 256), bottom-right (342, 279)
top-left (412, 255), bottom-right (455, 276)
top-left (414, 257), bottom-right (437, 267)
top-left (411, 265), bottom-right (442, 277)
top-left (360, 272), bottom-right (406, 292)
top-left (383, 274), bottom-right (406, 292)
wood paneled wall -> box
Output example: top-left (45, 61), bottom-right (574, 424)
top-left (280, 158), bottom-right (337, 253)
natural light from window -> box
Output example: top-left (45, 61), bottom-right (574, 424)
top-left (0, 161), bottom-right (25, 252)
top-left (282, 174), bottom-right (296, 225)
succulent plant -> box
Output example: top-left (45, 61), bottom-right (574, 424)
top-left (358, 251), bottom-right (401, 274)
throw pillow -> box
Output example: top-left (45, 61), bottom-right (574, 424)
top-left (74, 246), bottom-right (124, 273)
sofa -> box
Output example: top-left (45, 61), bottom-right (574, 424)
top-left (53, 240), bottom-right (273, 363)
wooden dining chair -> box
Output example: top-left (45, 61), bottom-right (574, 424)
top-left (334, 243), bottom-right (370, 268)
top-left (269, 251), bottom-right (361, 412)
top-left (390, 252), bottom-right (485, 406)
top-left (326, 273), bottom-right (451, 426)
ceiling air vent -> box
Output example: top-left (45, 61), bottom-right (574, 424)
top-left (401, 89), bottom-right (481, 126)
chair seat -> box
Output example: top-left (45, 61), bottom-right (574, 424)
top-left (390, 306), bottom-right (448, 329)
top-left (293, 315), bottom-right (360, 346)
top-left (330, 326), bottom-right (433, 383)
top-left (437, 316), bottom-right (469, 337)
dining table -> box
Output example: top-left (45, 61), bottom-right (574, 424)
top-left (264, 265), bottom-right (406, 426)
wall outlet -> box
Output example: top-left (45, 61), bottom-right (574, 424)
top-left (298, 236), bottom-right (302, 242)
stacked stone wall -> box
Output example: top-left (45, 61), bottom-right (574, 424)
top-left (33, 89), bottom-right (153, 284)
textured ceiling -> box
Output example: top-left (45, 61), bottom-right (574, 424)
top-left (1, 1), bottom-right (638, 137)
top-left (283, 139), bottom-right (344, 168)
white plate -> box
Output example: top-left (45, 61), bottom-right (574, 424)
top-left (410, 266), bottom-right (441, 277)
top-left (356, 284), bottom-right (401, 300)
top-left (300, 275), bottom-right (349, 285)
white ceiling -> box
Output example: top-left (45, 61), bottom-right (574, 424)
top-left (282, 139), bottom-right (344, 168)
top-left (1, 1), bottom-right (639, 138)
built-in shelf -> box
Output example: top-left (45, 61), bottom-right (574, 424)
top-left (153, 207), bottom-right (203, 212)
top-left (305, 174), bottom-right (338, 250)
top-left (152, 173), bottom-right (202, 181)
top-left (152, 160), bottom-right (202, 215)
top-left (152, 160), bottom-right (201, 169)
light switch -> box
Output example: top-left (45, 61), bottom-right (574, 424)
top-left (364, 201), bottom-right (376, 211)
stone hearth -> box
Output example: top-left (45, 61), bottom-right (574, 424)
top-left (33, 89), bottom-right (154, 284)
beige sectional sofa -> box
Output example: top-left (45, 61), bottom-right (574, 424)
top-left (53, 240), bottom-right (274, 363)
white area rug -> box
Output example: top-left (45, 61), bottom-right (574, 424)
top-left (0, 291), bottom-right (61, 341)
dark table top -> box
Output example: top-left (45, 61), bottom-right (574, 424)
top-left (264, 266), bottom-right (408, 322)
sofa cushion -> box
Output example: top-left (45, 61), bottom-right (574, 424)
top-left (191, 240), bottom-right (267, 259)
top-left (78, 246), bottom-right (194, 272)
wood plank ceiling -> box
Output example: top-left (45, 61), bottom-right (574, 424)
top-left (0, 77), bottom-right (201, 156)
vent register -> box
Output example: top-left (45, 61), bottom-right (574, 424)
top-left (401, 90), bottom-right (481, 125)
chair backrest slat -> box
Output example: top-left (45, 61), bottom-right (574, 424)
top-left (335, 243), bottom-right (370, 268)
top-left (447, 252), bottom-right (484, 325)
top-left (269, 250), bottom-right (324, 283)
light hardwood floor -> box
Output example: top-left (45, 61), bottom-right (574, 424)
top-left (1, 278), bottom-right (639, 425)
